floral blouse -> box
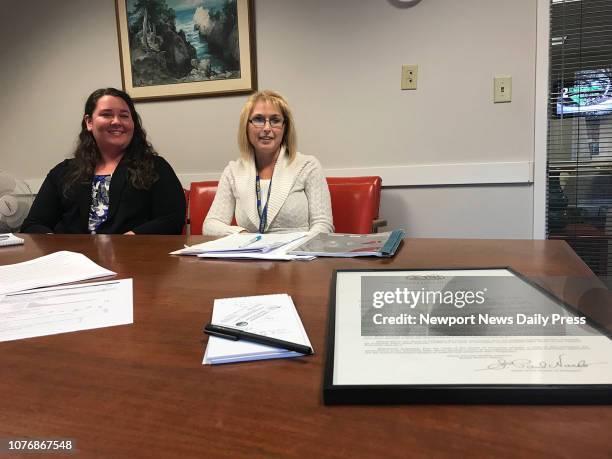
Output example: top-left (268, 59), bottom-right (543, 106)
top-left (88, 175), bottom-right (111, 233)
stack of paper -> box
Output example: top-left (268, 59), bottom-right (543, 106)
top-left (172, 232), bottom-right (315, 261)
top-left (0, 233), bottom-right (24, 247)
top-left (0, 251), bottom-right (132, 342)
top-left (0, 280), bottom-right (133, 343)
top-left (0, 251), bottom-right (116, 296)
top-left (203, 294), bottom-right (313, 364)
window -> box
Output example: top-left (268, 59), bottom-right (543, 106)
top-left (547, 0), bottom-right (612, 276)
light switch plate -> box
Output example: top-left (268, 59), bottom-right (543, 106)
top-left (494, 76), bottom-right (512, 103)
top-left (402, 65), bottom-right (418, 90)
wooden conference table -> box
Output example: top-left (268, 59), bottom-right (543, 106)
top-left (0, 235), bottom-right (611, 458)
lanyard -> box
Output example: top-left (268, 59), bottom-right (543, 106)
top-left (255, 172), bottom-right (273, 233)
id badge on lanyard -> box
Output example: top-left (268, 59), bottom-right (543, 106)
top-left (256, 173), bottom-right (273, 233)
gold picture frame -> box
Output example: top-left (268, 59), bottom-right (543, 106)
top-left (115, 0), bottom-right (256, 101)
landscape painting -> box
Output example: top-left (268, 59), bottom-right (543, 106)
top-left (115, 0), bottom-right (255, 100)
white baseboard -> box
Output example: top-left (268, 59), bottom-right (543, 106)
top-left (322, 161), bottom-right (533, 187)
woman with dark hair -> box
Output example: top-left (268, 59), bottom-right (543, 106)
top-left (22, 88), bottom-right (185, 234)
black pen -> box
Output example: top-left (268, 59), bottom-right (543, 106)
top-left (204, 323), bottom-right (313, 355)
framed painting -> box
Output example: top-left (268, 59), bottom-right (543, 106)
top-left (115, 0), bottom-right (256, 101)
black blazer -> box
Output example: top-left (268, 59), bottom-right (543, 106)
top-left (22, 156), bottom-right (186, 234)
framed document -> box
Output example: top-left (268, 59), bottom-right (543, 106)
top-left (323, 268), bottom-right (612, 404)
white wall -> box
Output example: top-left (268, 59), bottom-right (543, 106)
top-left (0, 0), bottom-right (538, 238)
top-left (382, 184), bottom-right (533, 238)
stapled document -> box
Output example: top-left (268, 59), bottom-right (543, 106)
top-left (0, 251), bottom-right (116, 296)
top-left (203, 293), bottom-right (313, 364)
top-left (172, 232), bottom-right (314, 260)
top-left (0, 279), bottom-right (133, 342)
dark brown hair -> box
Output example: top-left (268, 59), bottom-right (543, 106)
top-left (64, 88), bottom-right (158, 194)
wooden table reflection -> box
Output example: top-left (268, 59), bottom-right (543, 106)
top-left (0, 234), bottom-right (610, 458)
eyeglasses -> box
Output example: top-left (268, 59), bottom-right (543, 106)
top-left (248, 116), bottom-right (285, 129)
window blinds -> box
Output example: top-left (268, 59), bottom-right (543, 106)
top-left (547, 0), bottom-right (612, 276)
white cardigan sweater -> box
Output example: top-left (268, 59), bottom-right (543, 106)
top-left (203, 149), bottom-right (334, 236)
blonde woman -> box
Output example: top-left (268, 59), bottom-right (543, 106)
top-left (204, 90), bottom-right (333, 235)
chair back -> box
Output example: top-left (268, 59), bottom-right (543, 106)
top-left (189, 181), bottom-right (219, 235)
top-left (183, 188), bottom-right (190, 235)
top-left (190, 176), bottom-right (383, 235)
top-left (326, 176), bottom-right (382, 234)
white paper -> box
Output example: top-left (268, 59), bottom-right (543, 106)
top-left (197, 234), bottom-right (315, 261)
top-left (332, 269), bottom-right (612, 385)
top-left (0, 233), bottom-right (24, 247)
top-left (0, 251), bottom-right (116, 295)
top-left (203, 293), bottom-right (313, 364)
top-left (171, 232), bottom-right (309, 256)
top-left (0, 279), bottom-right (133, 342)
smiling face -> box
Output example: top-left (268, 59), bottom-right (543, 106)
top-left (247, 100), bottom-right (285, 159)
top-left (85, 95), bottom-right (134, 156)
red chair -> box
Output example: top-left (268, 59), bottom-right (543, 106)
top-left (182, 188), bottom-right (190, 235)
top-left (326, 176), bottom-right (386, 234)
top-left (189, 181), bottom-right (220, 235)
top-left (189, 176), bottom-right (386, 235)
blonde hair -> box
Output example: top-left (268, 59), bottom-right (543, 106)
top-left (237, 90), bottom-right (297, 162)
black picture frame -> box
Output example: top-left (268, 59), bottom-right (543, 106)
top-left (323, 267), bottom-right (612, 405)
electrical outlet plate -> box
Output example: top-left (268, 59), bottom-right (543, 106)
top-left (401, 65), bottom-right (418, 90)
top-left (494, 76), bottom-right (512, 103)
